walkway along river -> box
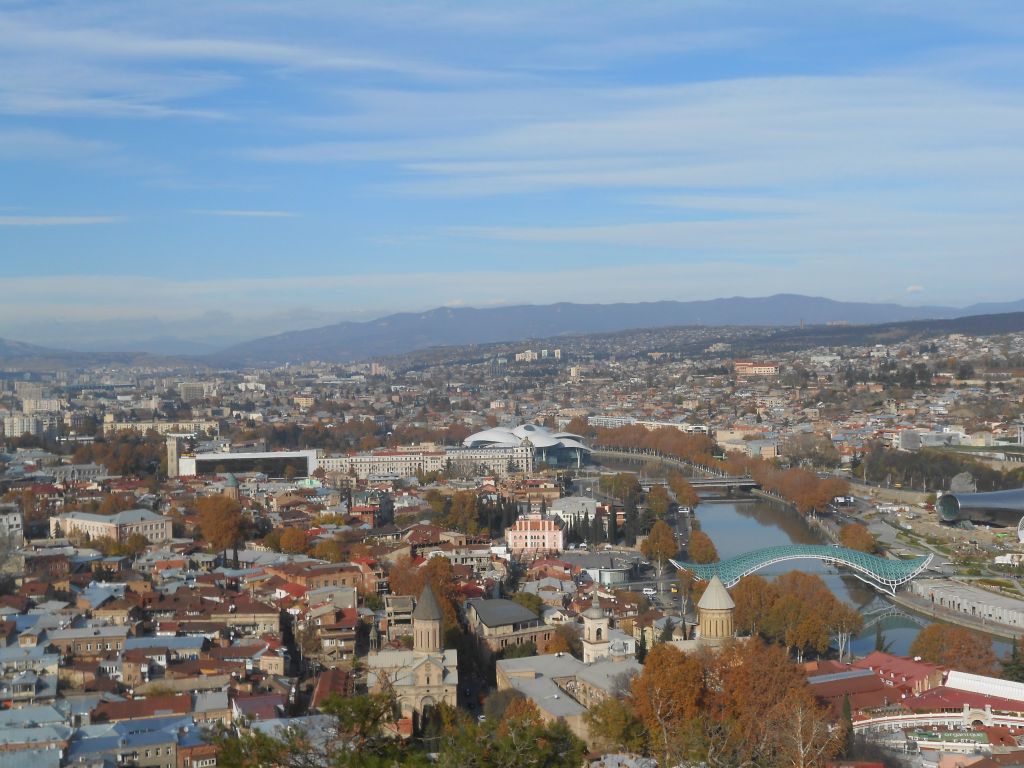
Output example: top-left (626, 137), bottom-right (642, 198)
top-left (592, 453), bottom-right (1010, 657)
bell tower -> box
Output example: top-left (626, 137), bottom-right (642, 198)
top-left (581, 592), bottom-right (610, 663)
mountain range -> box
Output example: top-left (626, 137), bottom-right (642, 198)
top-left (213, 294), bottom-right (1024, 365)
top-left (5, 294), bottom-right (1024, 368)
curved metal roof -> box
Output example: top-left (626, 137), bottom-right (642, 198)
top-left (937, 487), bottom-right (1024, 522)
top-left (463, 423), bottom-right (591, 452)
top-left (671, 544), bottom-right (933, 595)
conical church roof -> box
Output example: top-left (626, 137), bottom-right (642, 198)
top-left (697, 575), bottom-right (734, 611)
top-left (412, 584), bottom-right (443, 622)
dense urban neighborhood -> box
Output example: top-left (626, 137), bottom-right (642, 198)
top-left (2, 321), bottom-right (1024, 767)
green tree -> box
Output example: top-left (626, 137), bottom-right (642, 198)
top-left (510, 591), bottom-right (544, 617)
top-left (1003, 639), bottom-right (1024, 683)
top-left (585, 697), bottom-right (645, 754)
top-left (215, 692), bottom-right (422, 768)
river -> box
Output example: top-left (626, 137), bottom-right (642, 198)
top-left (591, 456), bottom-right (1010, 657)
top-left (693, 497), bottom-right (1011, 658)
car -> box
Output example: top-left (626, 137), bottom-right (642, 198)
top-left (642, 587), bottom-right (657, 597)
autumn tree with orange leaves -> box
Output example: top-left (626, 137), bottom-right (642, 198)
top-left (686, 530), bottom-right (718, 564)
top-left (197, 495), bottom-right (243, 561)
top-left (910, 624), bottom-right (997, 676)
top-left (387, 555), bottom-right (461, 639)
top-left (630, 643), bottom-right (705, 765)
top-left (839, 522), bottom-right (876, 553)
top-left (641, 520), bottom-right (678, 576)
top-left (279, 527), bottom-right (308, 554)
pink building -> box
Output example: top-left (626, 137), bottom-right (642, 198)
top-left (506, 512), bottom-right (564, 558)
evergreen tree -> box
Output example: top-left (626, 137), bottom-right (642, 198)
top-left (636, 627), bottom-right (648, 663)
top-left (659, 618), bottom-right (675, 644)
top-left (1003, 638), bottom-right (1024, 683)
top-left (840, 694), bottom-right (854, 756)
top-left (608, 507), bottom-right (618, 545)
top-left (580, 514), bottom-right (592, 544)
top-left (623, 502), bottom-right (638, 546)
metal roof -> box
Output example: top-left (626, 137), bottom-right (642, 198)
top-left (671, 544), bottom-right (933, 595)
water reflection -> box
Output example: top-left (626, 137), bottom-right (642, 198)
top-left (694, 498), bottom-right (1010, 658)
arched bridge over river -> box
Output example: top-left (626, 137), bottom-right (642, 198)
top-left (671, 544), bottom-right (934, 596)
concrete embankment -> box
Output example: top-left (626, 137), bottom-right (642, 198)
top-left (888, 589), bottom-right (1021, 641)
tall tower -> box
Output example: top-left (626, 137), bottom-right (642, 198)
top-left (222, 473), bottom-right (240, 502)
top-left (697, 575), bottom-right (735, 642)
top-left (581, 592), bottom-right (610, 663)
top-left (412, 584), bottom-right (443, 654)
top-left (166, 436), bottom-right (180, 479)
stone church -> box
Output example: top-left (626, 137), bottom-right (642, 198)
top-left (367, 584), bottom-right (458, 728)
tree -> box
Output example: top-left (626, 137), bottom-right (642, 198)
top-left (630, 644), bottom-right (705, 765)
top-left (635, 627), bottom-right (648, 663)
top-left (438, 699), bottom-right (585, 768)
top-left (196, 495), bottom-right (243, 559)
top-left (769, 689), bottom-right (844, 768)
top-left (659, 618), bottom-right (676, 643)
top-left (445, 490), bottom-right (479, 534)
top-left (310, 538), bottom-right (345, 563)
top-left (667, 471), bottom-right (699, 509)
top-left (731, 574), bottom-right (778, 637)
top-left (826, 601), bottom-right (864, 663)
top-left (705, 638), bottom-right (819, 767)
top-left (641, 520), bottom-right (677, 576)
top-left (546, 623), bottom-right (582, 658)
top-left (215, 692), bottom-right (418, 768)
top-left (910, 624), bottom-right (997, 675)
top-left (1004, 639), bottom-right (1024, 683)
top-left (387, 555), bottom-right (461, 639)
top-left (839, 523), bottom-right (876, 554)
top-left (646, 485), bottom-right (671, 519)
top-left (98, 493), bottom-right (133, 515)
top-left (483, 689), bottom-right (526, 721)
top-left (510, 591), bottom-right (544, 617)
top-left (585, 697), bottom-right (645, 754)
top-left (762, 572), bottom-right (834, 662)
top-left (499, 640), bottom-right (537, 659)
top-left (687, 530), bottom-right (718, 564)
top-left (120, 532), bottom-right (150, 557)
top-left (279, 527), bottom-right (308, 554)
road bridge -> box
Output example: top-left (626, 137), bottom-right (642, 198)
top-left (671, 544), bottom-right (933, 596)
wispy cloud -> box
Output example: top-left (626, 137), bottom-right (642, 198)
top-left (0, 215), bottom-right (123, 226)
top-left (192, 209), bottom-right (298, 218)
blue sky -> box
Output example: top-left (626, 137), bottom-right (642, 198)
top-left (3, 1), bottom-right (1024, 349)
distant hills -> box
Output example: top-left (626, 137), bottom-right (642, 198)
top-left (5, 294), bottom-right (1024, 369)
top-left (0, 338), bottom-right (193, 372)
top-left (214, 294), bottom-right (1024, 365)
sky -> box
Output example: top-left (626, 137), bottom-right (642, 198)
top-left (3, 1), bottom-right (1024, 351)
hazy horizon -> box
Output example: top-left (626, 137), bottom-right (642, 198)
top-left (4, 1), bottom-right (1024, 350)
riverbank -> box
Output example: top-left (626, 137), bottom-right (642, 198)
top-left (889, 589), bottom-right (1021, 641)
top-left (750, 488), bottom-right (841, 543)
top-left (593, 453), bottom-right (1014, 649)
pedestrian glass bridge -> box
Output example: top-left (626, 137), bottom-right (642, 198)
top-left (670, 544), bottom-right (933, 595)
